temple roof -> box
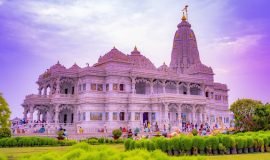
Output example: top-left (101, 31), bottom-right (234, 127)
top-left (97, 47), bottom-right (129, 64)
top-left (128, 47), bottom-right (156, 70)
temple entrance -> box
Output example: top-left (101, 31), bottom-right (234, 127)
top-left (143, 112), bottom-right (149, 124)
top-left (59, 106), bottom-right (74, 124)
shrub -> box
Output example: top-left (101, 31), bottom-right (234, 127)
top-left (197, 137), bottom-right (206, 152)
top-left (247, 137), bottom-right (254, 148)
top-left (211, 137), bottom-right (219, 151)
top-left (124, 139), bottom-right (131, 150)
top-left (192, 129), bottom-right (198, 136)
top-left (0, 128), bottom-right (11, 139)
top-left (235, 137), bottom-right (244, 149)
top-left (112, 129), bottom-right (122, 139)
top-left (183, 137), bottom-right (193, 152)
top-left (221, 136), bottom-right (232, 149)
top-left (218, 143), bottom-right (226, 153)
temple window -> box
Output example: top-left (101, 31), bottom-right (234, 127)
top-left (190, 84), bottom-right (201, 95)
top-left (97, 84), bottom-right (103, 91)
top-left (135, 112), bottom-right (140, 120)
top-left (113, 83), bottom-right (118, 90)
top-left (64, 88), bottom-right (68, 94)
top-left (119, 112), bottom-right (125, 121)
top-left (135, 82), bottom-right (146, 94)
top-left (106, 84), bottom-right (109, 91)
top-left (83, 83), bottom-right (86, 91)
top-left (72, 87), bottom-right (74, 94)
top-left (91, 83), bottom-right (96, 90)
top-left (78, 112), bottom-right (81, 121)
top-left (205, 92), bottom-right (209, 98)
top-left (113, 112), bottom-right (118, 120)
top-left (119, 84), bottom-right (124, 91)
top-left (90, 112), bottom-right (102, 120)
top-left (105, 112), bottom-right (109, 121)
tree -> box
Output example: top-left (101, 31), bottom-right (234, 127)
top-left (0, 93), bottom-right (11, 128)
top-left (253, 103), bottom-right (270, 130)
top-left (230, 99), bottom-right (262, 131)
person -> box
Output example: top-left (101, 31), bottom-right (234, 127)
top-left (168, 123), bottom-right (171, 133)
top-left (147, 122), bottom-right (151, 132)
top-left (163, 124), bottom-right (166, 132)
top-left (79, 127), bottom-right (84, 134)
top-left (39, 125), bottom-right (45, 133)
top-left (63, 129), bottom-right (68, 139)
top-left (128, 129), bottom-right (133, 138)
top-left (155, 122), bottom-right (159, 132)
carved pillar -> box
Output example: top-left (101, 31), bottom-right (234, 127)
top-left (56, 78), bottom-right (60, 94)
top-left (176, 82), bottom-right (180, 94)
top-left (150, 79), bottom-right (154, 94)
top-left (37, 111), bottom-right (41, 121)
top-left (192, 105), bottom-right (196, 123)
top-left (162, 80), bottom-right (166, 94)
top-left (187, 83), bottom-right (190, 95)
top-left (178, 104), bottom-right (182, 129)
top-left (38, 88), bottom-right (42, 95)
top-left (54, 104), bottom-right (60, 124)
top-left (131, 77), bottom-right (136, 94)
top-left (164, 103), bottom-right (169, 122)
top-left (109, 112), bottom-right (113, 121)
top-left (23, 107), bottom-right (27, 120)
top-left (29, 105), bottom-right (34, 123)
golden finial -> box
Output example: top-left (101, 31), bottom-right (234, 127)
top-left (181, 12), bottom-right (187, 21)
top-left (181, 5), bottom-right (188, 21)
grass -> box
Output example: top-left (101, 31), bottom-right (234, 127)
top-left (0, 144), bottom-right (270, 160)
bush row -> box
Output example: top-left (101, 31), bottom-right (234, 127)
top-left (124, 131), bottom-right (270, 156)
top-left (17, 142), bottom-right (205, 160)
top-left (0, 137), bottom-right (76, 148)
top-left (82, 137), bottom-right (124, 145)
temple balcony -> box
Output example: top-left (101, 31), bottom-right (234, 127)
top-left (129, 93), bottom-right (207, 104)
top-left (24, 94), bottom-right (51, 104)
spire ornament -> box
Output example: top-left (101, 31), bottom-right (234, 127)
top-left (181, 5), bottom-right (188, 21)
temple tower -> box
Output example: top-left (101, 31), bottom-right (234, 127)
top-left (169, 8), bottom-right (202, 74)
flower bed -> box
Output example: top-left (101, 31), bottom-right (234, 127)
top-left (0, 137), bottom-right (76, 148)
top-left (124, 131), bottom-right (270, 156)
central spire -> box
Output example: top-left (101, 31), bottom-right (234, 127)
top-left (169, 5), bottom-right (202, 74)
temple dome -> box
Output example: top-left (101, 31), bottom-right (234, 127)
top-left (97, 47), bottom-right (129, 64)
top-left (128, 47), bottom-right (156, 70)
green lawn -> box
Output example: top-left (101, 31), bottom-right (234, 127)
top-left (0, 145), bottom-right (270, 160)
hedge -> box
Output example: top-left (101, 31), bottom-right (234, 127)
top-left (0, 137), bottom-right (76, 148)
top-left (17, 142), bottom-right (205, 160)
top-left (124, 131), bottom-right (270, 156)
top-left (82, 137), bottom-right (124, 145)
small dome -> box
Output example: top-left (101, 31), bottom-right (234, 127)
top-left (184, 63), bottom-right (213, 75)
top-left (49, 61), bottom-right (66, 71)
top-left (158, 62), bottom-right (171, 72)
top-left (97, 47), bottom-right (129, 64)
top-left (69, 63), bottom-right (81, 71)
top-left (128, 47), bottom-right (156, 70)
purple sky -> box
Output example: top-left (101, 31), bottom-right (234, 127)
top-left (0, 0), bottom-right (270, 118)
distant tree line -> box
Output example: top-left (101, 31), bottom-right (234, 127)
top-left (230, 99), bottom-right (270, 131)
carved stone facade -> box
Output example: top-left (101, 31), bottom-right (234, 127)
top-left (22, 13), bottom-right (231, 133)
